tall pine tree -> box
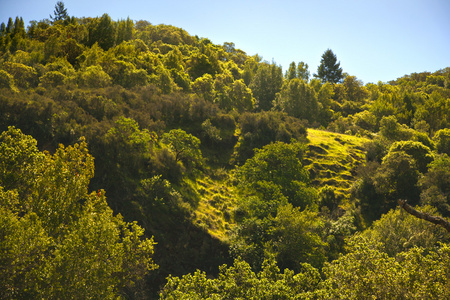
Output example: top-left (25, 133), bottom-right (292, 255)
top-left (315, 49), bottom-right (343, 84)
top-left (50, 1), bottom-right (68, 23)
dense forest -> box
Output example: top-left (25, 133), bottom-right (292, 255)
top-left (1, 2), bottom-right (450, 299)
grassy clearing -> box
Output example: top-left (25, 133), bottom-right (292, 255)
top-left (193, 174), bottom-right (238, 241)
top-left (305, 129), bottom-right (369, 203)
top-left (193, 129), bottom-right (369, 239)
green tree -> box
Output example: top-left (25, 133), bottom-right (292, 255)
top-left (230, 203), bottom-right (325, 272)
top-left (274, 78), bottom-right (319, 122)
top-left (242, 56), bottom-right (260, 85)
top-left (314, 49), bottom-right (344, 84)
top-left (161, 129), bottom-right (204, 172)
top-left (78, 65), bottom-right (112, 88)
top-left (414, 91), bottom-right (450, 132)
top-left (186, 44), bottom-right (221, 79)
top-left (12, 17), bottom-right (25, 37)
top-left (225, 79), bottom-right (255, 112)
top-left (434, 128), bottom-right (450, 156)
top-left (160, 256), bottom-right (321, 299)
top-left (297, 61), bottom-right (310, 82)
top-left (233, 111), bottom-right (307, 162)
top-left (116, 17), bottom-right (134, 44)
top-left (379, 115), bottom-right (413, 141)
top-left (2, 62), bottom-right (38, 88)
top-left (249, 62), bottom-right (283, 111)
top-left (88, 13), bottom-right (116, 50)
top-left (343, 75), bottom-right (368, 102)
top-left (374, 151), bottom-right (421, 206)
top-left (419, 154), bottom-right (450, 217)
top-left (0, 70), bottom-right (17, 91)
top-left (191, 73), bottom-right (214, 102)
top-left (388, 140), bottom-right (434, 173)
top-left (322, 238), bottom-right (450, 299)
top-left (237, 141), bottom-right (315, 208)
top-left (50, 1), bottom-right (69, 23)
top-left (0, 127), bottom-right (157, 298)
top-left (5, 18), bottom-right (14, 35)
top-left (361, 206), bottom-right (450, 257)
top-left (286, 61), bottom-right (310, 82)
top-left (271, 204), bottom-right (327, 269)
top-left (285, 61), bottom-right (297, 80)
top-left (39, 70), bottom-right (67, 87)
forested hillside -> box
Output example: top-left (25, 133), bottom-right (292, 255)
top-left (1, 3), bottom-right (450, 298)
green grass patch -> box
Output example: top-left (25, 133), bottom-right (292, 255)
top-left (305, 129), bottom-right (369, 204)
top-left (191, 174), bottom-right (238, 241)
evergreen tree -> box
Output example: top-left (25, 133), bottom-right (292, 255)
top-left (50, 1), bottom-right (68, 23)
top-left (116, 17), bottom-right (134, 44)
top-left (297, 61), bottom-right (310, 82)
top-left (88, 14), bottom-right (116, 50)
top-left (12, 17), bottom-right (25, 37)
top-left (5, 18), bottom-right (13, 34)
top-left (285, 61), bottom-right (297, 80)
top-left (315, 49), bottom-right (343, 84)
top-left (286, 62), bottom-right (310, 82)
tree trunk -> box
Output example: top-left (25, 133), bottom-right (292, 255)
top-left (398, 199), bottom-right (450, 233)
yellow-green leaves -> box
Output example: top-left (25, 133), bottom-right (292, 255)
top-left (0, 127), bottom-right (157, 298)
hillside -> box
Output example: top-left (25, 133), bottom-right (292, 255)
top-left (1, 6), bottom-right (450, 298)
top-left (305, 129), bottom-right (369, 202)
top-left (194, 128), bottom-right (370, 241)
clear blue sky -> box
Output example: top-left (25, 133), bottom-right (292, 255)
top-left (2, 0), bottom-right (449, 84)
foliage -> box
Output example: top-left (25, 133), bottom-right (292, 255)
top-left (342, 75), bottom-right (369, 103)
top-left (314, 49), bottom-right (344, 84)
top-left (0, 8), bottom-right (450, 297)
top-left (361, 206), bottom-right (450, 256)
top-left (231, 203), bottom-right (327, 272)
top-left (285, 61), bottom-right (310, 82)
top-left (161, 128), bottom-right (204, 173)
top-left (88, 14), bottom-right (116, 50)
top-left (233, 111), bottom-right (307, 163)
top-left (0, 69), bottom-right (17, 91)
top-left (274, 78), bottom-right (319, 123)
top-left (322, 239), bottom-right (450, 299)
top-left (374, 151), bottom-right (421, 206)
top-left (379, 115), bottom-right (413, 141)
top-left (434, 128), bottom-right (450, 156)
top-left (0, 127), bottom-right (157, 298)
top-left (387, 140), bottom-right (434, 173)
top-left (237, 141), bottom-right (314, 208)
top-left (160, 255), bottom-right (321, 299)
top-left (419, 154), bottom-right (450, 217)
top-left (232, 142), bottom-right (324, 271)
top-left (249, 62), bottom-right (283, 111)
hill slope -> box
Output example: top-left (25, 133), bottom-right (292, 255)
top-left (305, 129), bottom-right (369, 203)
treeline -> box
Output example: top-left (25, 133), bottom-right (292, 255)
top-left (1, 2), bottom-right (450, 298)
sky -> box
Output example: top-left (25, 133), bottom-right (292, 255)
top-left (1, 0), bottom-right (449, 84)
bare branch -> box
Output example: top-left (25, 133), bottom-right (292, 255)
top-left (398, 199), bottom-right (450, 233)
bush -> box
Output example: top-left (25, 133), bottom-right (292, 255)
top-left (434, 128), bottom-right (450, 156)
